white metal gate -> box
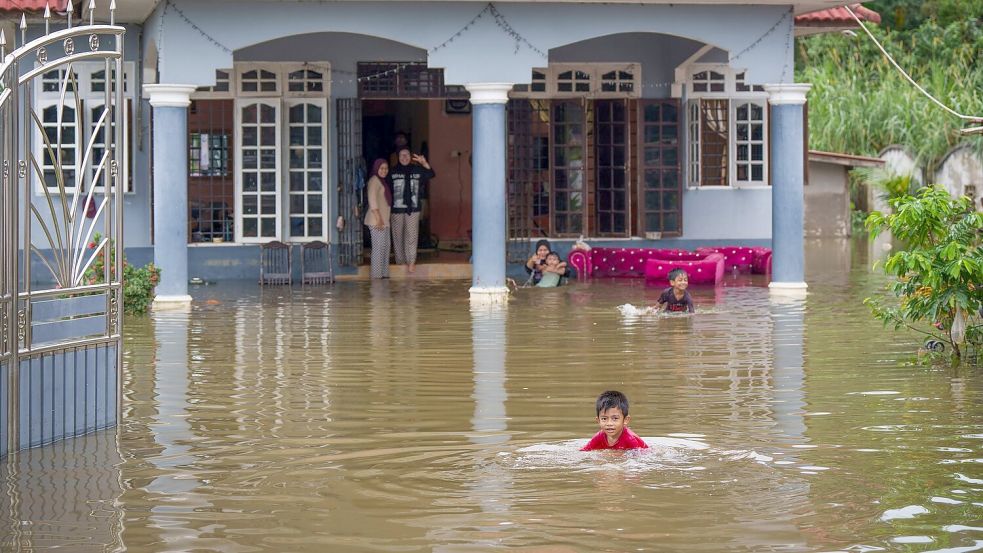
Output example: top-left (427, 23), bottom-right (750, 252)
top-left (1, 6), bottom-right (126, 457)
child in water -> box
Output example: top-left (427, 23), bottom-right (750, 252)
top-left (657, 268), bottom-right (695, 313)
top-left (536, 251), bottom-right (567, 288)
top-left (581, 390), bottom-right (648, 451)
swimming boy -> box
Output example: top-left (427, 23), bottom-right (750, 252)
top-left (536, 251), bottom-right (569, 288)
top-left (581, 390), bottom-right (648, 451)
top-left (657, 268), bottom-right (695, 313)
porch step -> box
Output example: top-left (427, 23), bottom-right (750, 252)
top-left (338, 263), bottom-right (472, 281)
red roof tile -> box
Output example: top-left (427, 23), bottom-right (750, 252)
top-left (796, 4), bottom-right (881, 26)
top-left (0, 1), bottom-right (69, 12)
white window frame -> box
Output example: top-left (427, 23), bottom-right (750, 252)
top-left (510, 63), bottom-right (642, 99)
top-left (730, 100), bottom-right (768, 186)
top-left (36, 100), bottom-right (81, 194)
top-left (236, 64), bottom-right (282, 97)
top-left (87, 98), bottom-right (133, 193)
top-left (235, 98), bottom-right (282, 243)
top-left (284, 63), bottom-right (331, 98)
top-left (683, 64), bottom-right (769, 188)
top-left (284, 98), bottom-right (329, 242)
top-left (34, 61), bottom-right (136, 194)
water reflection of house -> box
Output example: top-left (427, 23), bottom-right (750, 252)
top-left (2, 0), bottom-right (881, 301)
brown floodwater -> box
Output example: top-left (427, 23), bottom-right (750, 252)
top-left (2, 239), bottom-right (982, 552)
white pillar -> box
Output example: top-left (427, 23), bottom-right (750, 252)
top-left (144, 84), bottom-right (197, 306)
top-left (465, 83), bottom-right (513, 305)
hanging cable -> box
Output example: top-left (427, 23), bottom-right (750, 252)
top-left (844, 4), bottom-right (983, 131)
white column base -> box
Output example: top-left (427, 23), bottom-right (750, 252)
top-left (153, 295), bottom-right (193, 308)
top-left (768, 282), bottom-right (808, 299)
top-left (469, 286), bottom-right (510, 305)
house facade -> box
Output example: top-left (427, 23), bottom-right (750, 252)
top-left (2, 0), bottom-right (880, 303)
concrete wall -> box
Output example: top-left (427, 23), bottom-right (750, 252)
top-left (680, 188), bottom-right (772, 240)
top-left (935, 144), bottom-right (983, 211)
top-left (805, 161), bottom-right (850, 237)
top-left (147, 1), bottom-right (791, 87)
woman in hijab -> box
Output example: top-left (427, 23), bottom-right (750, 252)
top-left (364, 158), bottom-right (392, 279)
top-left (524, 239), bottom-right (570, 285)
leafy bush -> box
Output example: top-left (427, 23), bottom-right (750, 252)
top-left (864, 186), bottom-right (982, 361)
top-left (84, 233), bottom-right (161, 315)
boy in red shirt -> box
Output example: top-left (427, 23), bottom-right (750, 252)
top-left (581, 390), bottom-right (648, 451)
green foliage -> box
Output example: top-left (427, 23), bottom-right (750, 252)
top-left (84, 233), bottom-right (161, 315)
top-left (797, 16), bottom-right (983, 168)
top-left (864, 186), bottom-right (983, 361)
top-left (853, 167), bottom-right (914, 204)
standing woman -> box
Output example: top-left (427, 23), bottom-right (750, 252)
top-left (364, 159), bottom-right (392, 279)
top-left (389, 148), bottom-right (434, 274)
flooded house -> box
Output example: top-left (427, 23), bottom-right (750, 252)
top-left (3, 0), bottom-right (881, 307)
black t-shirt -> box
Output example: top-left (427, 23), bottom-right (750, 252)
top-left (658, 287), bottom-right (695, 313)
top-left (390, 164), bottom-right (435, 214)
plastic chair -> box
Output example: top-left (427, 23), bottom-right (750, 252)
top-left (259, 241), bottom-right (292, 285)
top-left (301, 240), bottom-right (334, 285)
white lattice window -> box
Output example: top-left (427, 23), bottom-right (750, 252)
top-left (683, 65), bottom-right (769, 187)
top-left (39, 102), bottom-right (79, 192)
top-left (287, 67), bottom-right (327, 95)
top-left (732, 101), bottom-right (767, 184)
top-left (556, 68), bottom-right (591, 93)
top-left (511, 64), bottom-right (641, 98)
top-left (691, 69), bottom-right (725, 93)
top-left (600, 68), bottom-right (636, 94)
top-left (236, 100), bottom-right (281, 241)
top-left (285, 99), bottom-right (328, 240)
top-left (35, 62), bottom-right (135, 194)
top-left (238, 66), bottom-right (279, 95)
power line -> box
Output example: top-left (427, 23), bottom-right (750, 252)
top-left (844, 4), bottom-right (983, 135)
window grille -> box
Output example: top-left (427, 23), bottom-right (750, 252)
top-left (357, 62), bottom-right (452, 98)
top-left (188, 99), bottom-right (235, 243)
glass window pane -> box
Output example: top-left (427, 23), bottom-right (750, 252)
top-left (308, 127), bottom-right (322, 146)
top-left (308, 195), bottom-right (322, 213)
top-left (261, 150), bottom-right (276, 169)
top-left (260, 104), bottom-right (276, 123)
top-left (308, 173), bottom-right (322, 191)
top-left (290, 194), bottom-right (305, 214)
top-left (290, 104), bottom-right (305, 123)
top-left (261, 126), bottom-right (276, 146)
top-left (243, 196), bottom-right (258, 214)
top-left (243, 173), bottom-right (258, 192)
top-left (261, 172), bottom-right (276, 191)
top-left (261, 195), bottom-right (276, 214)
top-left (309, 217), bottom-right (323, 236)
top-left (243, 218), bottom-right (258, 237)
top-left (261, 217), bottom-right (276, 237)
top-left (290, 171), bottom-right (304, 191)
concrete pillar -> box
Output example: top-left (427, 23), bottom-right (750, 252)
top-left (144, 84), bottom-right (196, 305)
top-left (764, 83), bottom-right (811, 293)
top-left (465, 83), bottom-right (512, 304)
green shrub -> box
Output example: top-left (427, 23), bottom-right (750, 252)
top-left (864, 186), bottom-right (982, 361)
top-left (84, 233), bottom-right (161, 315)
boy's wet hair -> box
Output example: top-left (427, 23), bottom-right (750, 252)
top-left (668, 268), bottom-right (689, 281)
top-left (546, 251), bottom-right (561, 261)
top-left (595, 390), bottom-right (630, 417)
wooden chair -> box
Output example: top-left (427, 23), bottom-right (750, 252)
top-left (301, 240), bottom-right (334, 285)
top-left (259, 241), bottom-right (292, 285)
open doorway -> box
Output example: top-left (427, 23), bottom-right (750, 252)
top-left (360, 99), bottom-right (473, 263)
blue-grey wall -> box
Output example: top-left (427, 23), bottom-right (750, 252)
top-left (551, 33), bottom-right (707, 98)
top-left (147, 1), bottom-right (791, 87)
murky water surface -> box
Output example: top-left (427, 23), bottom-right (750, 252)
top-left (3, 241), bottom-right (982, 552)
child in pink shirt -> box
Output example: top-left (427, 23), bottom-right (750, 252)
top-left (581, 390), bottom-right (648, 451)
